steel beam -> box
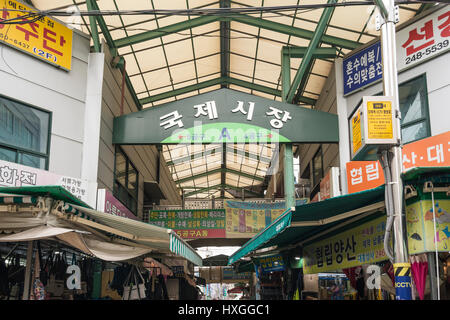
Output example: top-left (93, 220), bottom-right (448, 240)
top-left (286, 0), bottom-right (337, 103)
top-left (220, 0), bottom-right (231, 89)
top-left (229, 15), bottom-right (360, 50)
top-left (174, 167), bottom-right (264, 184)
top-left (114, 15), bottom-right (220, 48)
top-left (86, 0), bottom-right (101, 52)
top-left (89, 0), bottom-right (142, 110)
top-left (140, 76), bottom-right (317, 106)
top-left (281, 46), bottom-right (337, 59)
top-left (114, 15), bottom-right (360, 50)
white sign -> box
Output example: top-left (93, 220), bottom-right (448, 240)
top-left (397, 7), bottom-right (450, 70)
top-left (0, 160), bottom-right (97, 207)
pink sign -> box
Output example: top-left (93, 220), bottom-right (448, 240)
top-left (96, 189), bottom-right (138, 220)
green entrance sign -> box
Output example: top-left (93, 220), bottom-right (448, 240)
top-left (113, 88), bottom-right (338, 144)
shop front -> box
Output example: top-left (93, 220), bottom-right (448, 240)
top-left (0, 185), bottom-right (203, 300)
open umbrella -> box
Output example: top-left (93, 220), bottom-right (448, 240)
top-left (410, 254), bottom-right (428, 300)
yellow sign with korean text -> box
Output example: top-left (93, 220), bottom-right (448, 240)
top-left (303, 215), bottom-right (389, 274)
top-left (367, 101), bottom-right (393, 140)
top-left (0, 0), bottom-right (73, 70)
top-left (406, 199), bottom-right (450, 254)
top-left (351, 110), bottom-right (362, 155)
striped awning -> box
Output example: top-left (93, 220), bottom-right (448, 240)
top-left (170, 232), bottom-right (203, 267)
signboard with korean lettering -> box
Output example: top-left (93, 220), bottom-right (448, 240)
top-left (343, 41), bottom-right (383, 95)
top-left (346, 161), bottom-right (385, 194)
top-left (406, 199), bottom-right (450, 255)
top-left (113, 88), bottom-right (339, 145)
top-left (96, 189), bottom-right (138, 221)
top-left (222, 267), bottom-right (252, 281)
top-left (0, 0), bottom-right (73, 70)
top-left (0, 159), bottom-right (97, 207)
top-left (397, 6), bottom-right (450, 71)
top-left (303, 215), bottom-right (389, 274)
top-left (343, 7), bottom-right (450, 96)
top-left (402, 131), bottom-right (450, 171)
top-left (351, 106), bottom-right (363, 157)
top-left (224, 198), bottom-right (308, 238)
top-left (148, 209), bottom-right (226, 239)
top-left (255, 254), bottom-right (286, 273)
top-left (350, 96), bottom-right (398, 161)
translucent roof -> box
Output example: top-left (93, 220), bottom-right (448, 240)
top-left (32, 0), bottom-right (426, 198)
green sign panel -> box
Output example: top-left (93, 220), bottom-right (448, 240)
top-left (113, 88), bottom-right (339, 144)
top-left (149, 209), bottom-right (226, 239)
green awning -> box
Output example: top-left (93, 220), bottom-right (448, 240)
top-left (0, 186), bottom-right (203, 266)
top-left (0, 185), bottom-right (92, 208)
top-left (401, 166), bottom-right (450, 183)
top-left (228, 186), bottom-right (386, 265)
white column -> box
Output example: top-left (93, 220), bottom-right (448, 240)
top-left (335, 58), bottom-right (350, 195)
top-left (81, 52), bottom-right (105, 184)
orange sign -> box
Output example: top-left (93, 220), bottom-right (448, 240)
top-left (346, 160), bottom-right (385, 194)
top-left (402, 131), bottom-right (450, 171)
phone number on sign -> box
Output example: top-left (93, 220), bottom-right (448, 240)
top-left (405, 39), bottom-right (449, 65)
top-left (0, 33), bottom-right (30, 50)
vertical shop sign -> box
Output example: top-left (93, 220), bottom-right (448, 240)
top-left (0, 0), bottom-right (73, 70)
top-left (351, 109), bottom-right (363, 156)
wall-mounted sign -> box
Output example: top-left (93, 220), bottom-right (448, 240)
top-left (344, 7), bottom-right (450, 96)
top-left (350, 96), bottom-right (397, 161)
top-left (148, 209), bottom-right (226, 239)
top-left (402, 131), bottom-right (450, 171)
top-left (0, 0), bottom-right (73, 70)
top-left (397, 7), bottom-right (450, 71)
top-left (113, 89), bottom-right (339, 145)
top-left (351, 107), bottom-right (363, 156)
top-left (406, 199), bottom-right (450, 255)
top-left (96, 189), bottom-right (138, 221)
top-left (303, 215), bottom-right (388, 274)
top-left (343, 41), bottom-right (383, 96)
top-left (346, 161), bottom-right (385, 194)
top-left (0, 159), bottom-right (97, 207)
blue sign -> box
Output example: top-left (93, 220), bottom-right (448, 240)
top-left (256, 254), bottom-right (286, 273)
top-left (395, 275), bottom-right (413, 300)
top-left (343, 41), bottom-right (383, 95)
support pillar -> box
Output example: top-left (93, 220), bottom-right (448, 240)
top-left (22, 241), bottom-right (34, 300)
top-left (284, 143), bottom-right (295, 210)
top-left (377, 0), bottom-right (412, 300)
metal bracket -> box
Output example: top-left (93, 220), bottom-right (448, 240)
top-left (375, 5), bottom-right (400, 31)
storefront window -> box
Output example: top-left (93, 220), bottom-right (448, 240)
top-left (114, 146), bottom-right (139, 215)
top-left (0, 96), bottom-right (50, 169)
top-left (399, 75), bottom-right (430, 144)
